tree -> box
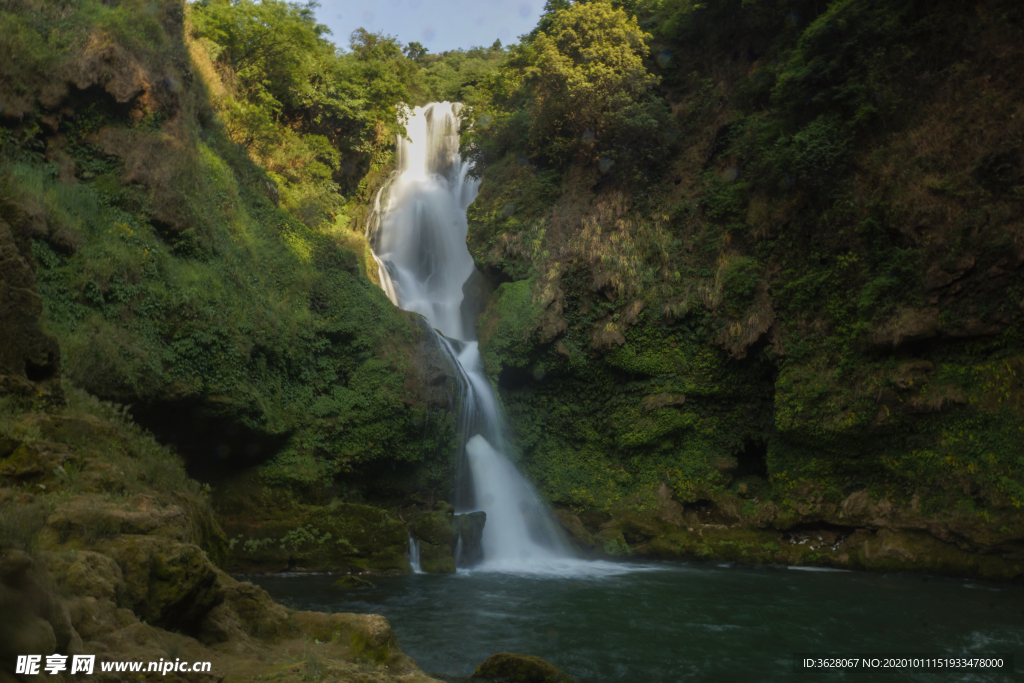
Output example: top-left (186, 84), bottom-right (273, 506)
top-left (523, 0), bottom-right (663, 169)
top-left (404, 41), bottom-right (429, 61)
top-left (528, 0), bottom-right (575, 41)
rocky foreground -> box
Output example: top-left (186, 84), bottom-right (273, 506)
top-left (0, 409), bottom-right (442, 683)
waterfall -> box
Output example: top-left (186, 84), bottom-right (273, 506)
top-left (408, 533), bottom-right (423, 574)
top-left (367, 102), bottom-right (577, 573)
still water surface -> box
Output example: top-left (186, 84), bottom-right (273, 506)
top-left (251, 562), bottom-right (1022, 682)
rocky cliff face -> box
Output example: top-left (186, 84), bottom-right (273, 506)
top-left (465, 0), bottom-right (1024, 578)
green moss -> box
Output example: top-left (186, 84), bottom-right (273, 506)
top-left (410, 511), bottom-right (454, 546)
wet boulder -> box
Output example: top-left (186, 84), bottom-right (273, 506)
top-left (553, 509), bottom-right (596, 552)
top-left (411, 509), bottom-right (455, 546)
top-left (453, 511), bottom-right (486, 567)
top-left (411, 507), bottom-right (456, 573)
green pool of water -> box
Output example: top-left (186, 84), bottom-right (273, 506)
top-left (250, 561), bottom-right (1022, 682)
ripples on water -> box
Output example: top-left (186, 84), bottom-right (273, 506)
top-left (251, 562), bottom-right (1023, 683)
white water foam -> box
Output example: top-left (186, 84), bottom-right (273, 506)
top-left (368, 102), bottom-right (607, 575)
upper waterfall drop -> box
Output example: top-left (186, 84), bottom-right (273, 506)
top-left (366, 102), bottom-right (582, 573)
top-left (369, 103), bottom-right (478, 340)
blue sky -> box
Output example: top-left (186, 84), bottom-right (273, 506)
top-left (314, 0), bottom-right (545, 54)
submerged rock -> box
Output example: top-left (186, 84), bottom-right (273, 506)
top-left (471, 653), bottom-right (576, 683)
top-left (333, 575), bottom-right (376, 590)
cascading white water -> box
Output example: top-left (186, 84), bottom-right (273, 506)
top-left (367, 102), bottom-right (581, 573)
top-left (407, 533), bottom-right (423, 574)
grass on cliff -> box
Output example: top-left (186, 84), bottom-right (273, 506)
top-left (0, 381), bottom-right (210, 554)
top-left (0, 384), bottom-right (202, 500)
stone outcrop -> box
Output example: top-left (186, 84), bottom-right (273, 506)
top-left (453, 511), bottom-right (487, 567)
top-left (0, 415), bottom-right (444, 683)
top-left (554, 482), bottom-right (1024, 580)
top-left (407, 503), bottom-right (487, 573)
top-left (411, 504), bottom-right (457, 574)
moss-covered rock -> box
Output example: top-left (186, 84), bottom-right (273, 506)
top-left (408, 507), bottom-right (457, 573)
top-left (471, 653), bottom-right (576, 683)
top-left (40, 550), bottom-right (126, 603)
top-left (220, 501), bottom-right (411, 574)
top-left (419, 541), bottom-right (457, 574)
top-left (411, 509), bottom-right (455, 547)
top-left (93, 534), bottom-right (223, 629)
top-left (565, 492), bottom-right (1024, 579)
top-left (0, 212), bottom-right (63, 403)
top-left (553, 509), bottom-right (596, 552)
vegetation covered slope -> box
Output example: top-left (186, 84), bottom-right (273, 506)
top-left (462, 0), bottom-right (1024, 574)
top-left (0, 0), bottom-right (472, 502)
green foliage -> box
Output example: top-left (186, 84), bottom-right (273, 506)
top-left (464, 0), bottom-right (670, 181)
top-left (190, 0), bottom-right (417, 214)
top-left (478, 278), bottom-right (544, 377)
top-left (0, 0), bottom-right (460, 502)
top-left (716, 256), bottom-right (760, 316)
top-left (412, 44), bottom-right (506, 106)
top-left (770, 0), bottom-right (910, 125)
top-left (731, 114), bottom-right (853, 192)
top-left (525, 0), bottom-right (657, 157)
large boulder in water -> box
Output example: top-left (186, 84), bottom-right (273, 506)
top-left (453, 511), bottom-right (486, 567)
top-left (411, 509), bottom-right (455, 546)
top-left (411, 507), bottom-right (456, 573)
top-left (471, 653), bottom-right (576, 683)
top-left (418, 540), bottom-right (456, 573)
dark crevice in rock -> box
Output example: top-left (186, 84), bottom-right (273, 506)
top-left (681, 499), bottom-right (717, 525)
top-left (24, 353), bottom-right (58, 382)
top-left (130, 398), bottom-right (288, 484)
top-left (735, 439), bottom-right (768, 479)
top-left (782, 522), bottom-right (861, 547)
top-left (497, 362), bottom-right (536, 391)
